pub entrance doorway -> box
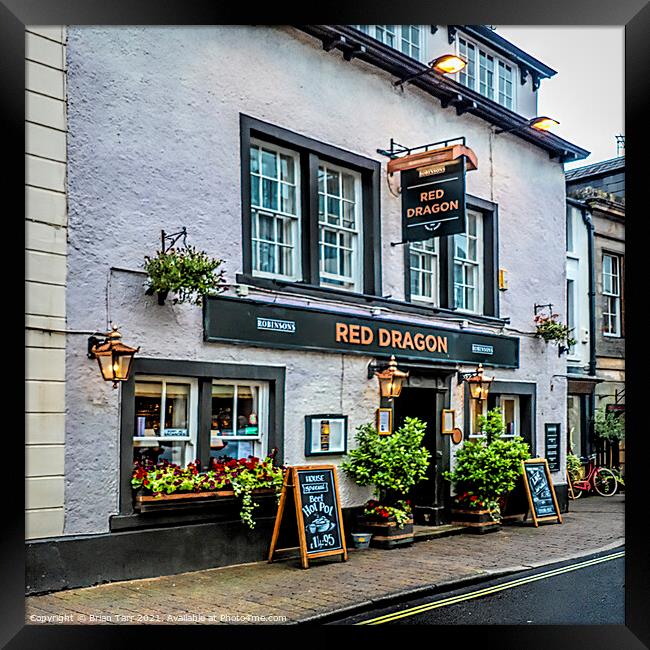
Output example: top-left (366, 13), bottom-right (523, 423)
top-left (393, 384), bottom-right (449, 526)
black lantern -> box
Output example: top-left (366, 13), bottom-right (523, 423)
top-left (88, 327), bottom-right (139, 388)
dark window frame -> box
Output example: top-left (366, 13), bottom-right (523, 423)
top-left (405, 193), bottom-right (500, 318)
top-left (119, 358), bottom-right (286, 516)
top-left (463, 380), bottom-right (536, 448)
top-left (240, 114), bottom-right (382, 297)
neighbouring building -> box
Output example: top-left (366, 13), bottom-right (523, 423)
top-left (25, 24), bottom-right (589, 594)
top-left (565, 156), bottom-right (625, 470)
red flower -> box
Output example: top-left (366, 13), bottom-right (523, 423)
top-left (143, 479), bottom-right (149, 486)
top-left (470, 495), bottom-right (478, 502)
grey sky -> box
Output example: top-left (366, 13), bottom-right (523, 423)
top-left (496, 26), bottom-right (624, 169)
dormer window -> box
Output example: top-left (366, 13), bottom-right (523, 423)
top-left (458, 36), bottom-right (514, 110)
top-left (355, 25), bottom-right (424, 62)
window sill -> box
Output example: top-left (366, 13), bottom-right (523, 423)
top-left (236, 273), bottom-right (509, 328)
top-left (112, 490), bottom-right (278, 531)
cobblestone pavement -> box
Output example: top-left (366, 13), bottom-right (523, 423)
top-left (25, 495), bottom-right (624, 625)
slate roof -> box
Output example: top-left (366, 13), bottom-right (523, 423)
top-left (565, 156), bottom-right (625, 182)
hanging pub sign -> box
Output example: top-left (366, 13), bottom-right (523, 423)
top-left (387, 143), bottom-right (478, 243)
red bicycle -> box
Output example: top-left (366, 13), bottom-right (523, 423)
top-left (568, 454), bottom-right (618, 499)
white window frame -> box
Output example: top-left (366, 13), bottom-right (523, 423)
top-left (453, 209), bottom-right (483, 315)
top-left (602, 253), bottom-right (621, 337)
top-left (354, 25), bottom-right (425, 62)
top-left (133, 375), bottom-right (199, 465)
top-left (567, 278), bottom-right (578, 358)
top-left (498, 394), bottom-right (520, 439)
top-left (250, 138), bottom-right (301, 282)
top-left (457, 35), bottom-right (516, 110)
top-left (318, 161), bottom-right (363, 292)
top-left (210, 380), bottom-right (269, 459)
top-left (409, 238), bottom-right (439, 304)
top-left (467, 398), bottom-right (488, 438)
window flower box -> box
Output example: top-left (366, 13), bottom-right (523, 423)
top-left (131, 454), bottom-right (284, 527)
top-left (133, 488), bottom-right (276, 513)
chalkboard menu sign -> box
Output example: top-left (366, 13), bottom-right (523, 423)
top-left (268, 465), bottom-right (348, 569)
top-left (544, 423), bottom-right (561, 472)
top-left (522, 459), bottom-right (563, 527)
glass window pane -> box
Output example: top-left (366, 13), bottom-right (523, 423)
top-left (455, 235), bottom-right (468, 259)
top-left (237, 385), bottom-right (259, 436)
top-left (326, 169), bottom-right (339, 196)
top-left (250, 146), bottom-right (260, 175)
top-left (318, 167), bottom-right (325, 192)
top-left (342, 173), bottom-right (355, 200)
top-left (261, 149), bottom-right (277, 178)
top-left (163, 383), bottom-right (189, 435)
top-left (134, 381), bottom-right (162, 437)
top-left (211, 384), bottom-right (235, 436)
top-left (280, 154), bottom-right (294, 183)
top-left (327, 196), bottom-right (340, 219)
top-left (262, 178), bottom-right (277, 210)
top-left (258, 242), bottom-right (274, 273)
top-left (258, 213), bottom-right (274, 241)
top-left (343, 201), bottom-right (355, 229)
top-left (251, 177), bottom-right (260, 207)
top-left (280, 184), bottom-right (295, 214)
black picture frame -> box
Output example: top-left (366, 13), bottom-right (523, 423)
top-left (304, 414), bottom-right (348, 456)
top-left (9, 3), bottom-right (646, 648)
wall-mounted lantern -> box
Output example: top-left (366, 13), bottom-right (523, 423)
top-left (87, 326), bottom-right (140, 388)
top-left (393, 53), bottom-right (467, 87)
top-left (374, 355), bottom-right (409, 399)
top-left (459, 363), bottom-right (493, 401)
top-left (495, 116), bottom-right (560, 135)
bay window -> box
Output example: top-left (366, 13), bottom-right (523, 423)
top-left (354, 25), bottom-right (424, 61)
top-left (458, 36), bottom-right (516, 110)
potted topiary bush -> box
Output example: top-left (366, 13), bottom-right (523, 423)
top-left (443, 407), bottom-right (531, 533)
top-left (144, 245), bottom-right (227, 305)
top-left (341, 417), bottom-right (430, 549)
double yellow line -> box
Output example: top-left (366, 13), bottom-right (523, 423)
top-left (357, 549), bottom-right (625, 625)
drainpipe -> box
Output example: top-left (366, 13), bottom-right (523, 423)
top-left (580, 206), bottom-right (597, 377)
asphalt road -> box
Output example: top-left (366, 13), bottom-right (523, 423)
top-left (330, 547), bottom-right (625, 625)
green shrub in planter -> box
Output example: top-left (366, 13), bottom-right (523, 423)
top-left (444, 407), bottom-right (531, 522)
top-left (341, 417), bottom-right (430, 525)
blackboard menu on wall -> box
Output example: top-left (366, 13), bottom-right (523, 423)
top-left (544, 423), bottom-right (560, 472)
top-left (522, 459), bottom-right (562, 526)
top-left (296, 468), bottom-right (343, 555)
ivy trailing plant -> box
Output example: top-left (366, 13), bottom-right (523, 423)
top-left (534, 312), bottom-right (577, 347)
top-left (131, 451), bottom-right (284, 529)
top-left (341, 417), bottom-right (430, 528)
top-left (144, 245), bottom-right (227, 305)
top-left (592, 405), bottom-right (625, 442)
top-left (443, 407), bottom-right (531, 522)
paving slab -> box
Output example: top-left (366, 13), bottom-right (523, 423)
top-left (25, 495), bottom-right (624, 625)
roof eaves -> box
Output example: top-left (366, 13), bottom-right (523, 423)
top-left (297, 25), bottom-right (590, 163)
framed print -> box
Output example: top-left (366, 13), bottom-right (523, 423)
top-left (304, 414), bottom-right (348, 456)
top-left (441, 409), bottom-right (456, 434)
top-left (376, 407), bottom-right (393, 435)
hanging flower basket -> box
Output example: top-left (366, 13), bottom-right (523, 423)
top-left (534, 312), bottom-right (576, 346)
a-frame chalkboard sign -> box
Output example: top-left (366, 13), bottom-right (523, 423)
top-left (268, 465), bottom-right (348, 569)
top-left (522, 458), bottom-right (563, 527)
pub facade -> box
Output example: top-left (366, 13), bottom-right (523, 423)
top-left (25, 24), bottom-right (589, 592)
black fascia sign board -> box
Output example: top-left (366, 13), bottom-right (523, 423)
top-left (401, 158), bottom-right (466, 242)
top-left (204, 295), bottom-right (519, 369)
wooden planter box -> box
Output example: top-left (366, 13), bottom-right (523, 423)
top-left (134, 488), bottom-right (275, 513)
top-left (451, 508), bottom-right (501, 534)
top-left (356, 516), bottom-right (414, 549)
